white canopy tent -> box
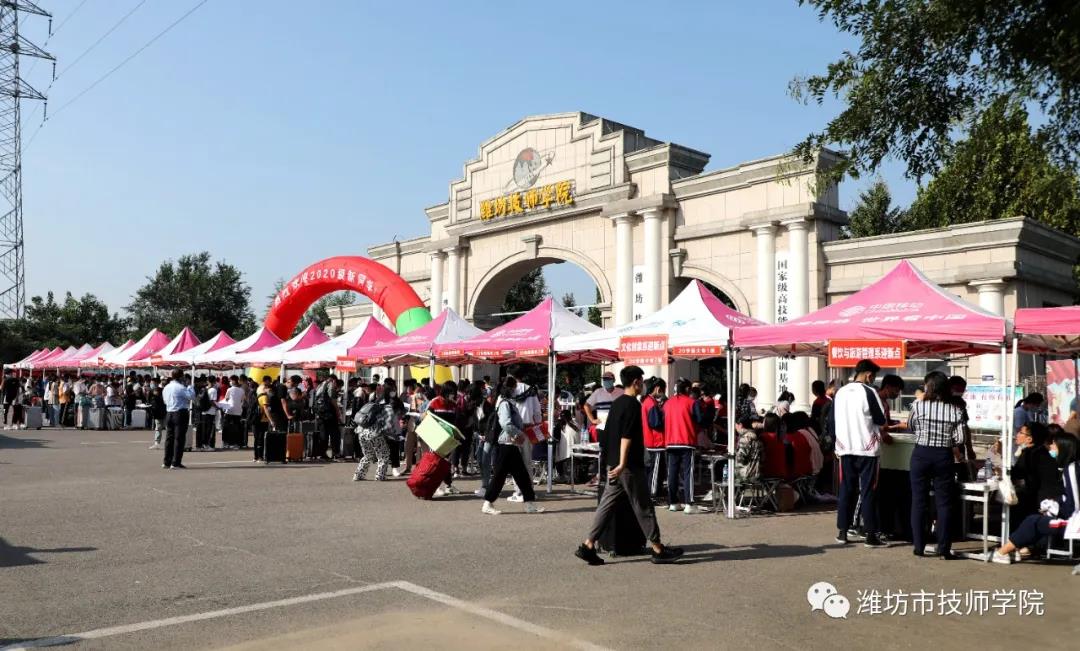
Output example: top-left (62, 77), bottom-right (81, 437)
top-left (279, 317), bottom-right (395, 367)
top-left (195, 327), bottom-right (284, 368)
top-left (232, 323), bottom-right (330, 368)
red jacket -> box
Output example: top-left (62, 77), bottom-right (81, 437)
top-left (641, 395), bottom-right (665, 449)
top-left (761, 431), bottom-right (787, 479)
top-left (663, 394), bottom-right (697, 448)
top-left (788, 431), bottom-right (813, 479)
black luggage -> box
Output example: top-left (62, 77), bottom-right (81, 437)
top-left (106, 408), bottom-right (124, 430)
top-left (595, 471), bottom-right (648, 557)
top-left (264, 430), bottom-right (287, 463)
top-left (300, 420), bottom-right (321, 458)
top-left (340, 429), bottom-right (358, 459)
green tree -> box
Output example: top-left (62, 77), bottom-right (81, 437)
top-left (588, 287), bottom-right (602, 327)
top-left (792, 0), bottom-right (1080, 183)
top-left (23, 292), bottom-right (129, 348)
top-left (500, 268), bottom-right (548, 322)
top-left (127, 252), bottom-right (257, 340)
top-left (845, 179), bottom-right (905, 238)
top-left (905, 99), bottom-right (1080, 232)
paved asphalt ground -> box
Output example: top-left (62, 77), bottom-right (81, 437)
top-left (2, 427), bottom-right (1077, 650)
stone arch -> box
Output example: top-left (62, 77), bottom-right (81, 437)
top-left (678, 264), bottom-right (752, 316)
top-left (467, 246), bottom-right (612, 324)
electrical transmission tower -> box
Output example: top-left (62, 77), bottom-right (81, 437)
top-left (0, 1), bottom-right (53, 319)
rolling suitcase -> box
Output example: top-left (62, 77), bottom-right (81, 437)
top-left (129, 409), bottom-right (148, 429)
top-left (87, 407), bottom-right (106, 431)
top-left (24, 405), bottom-right (42, 430)
top-left (301, 420), bottom-right (320, 458)
top-left (264, 430), bottom-right (287, 463)
top-left (106, 408), bottom-right (124, 430)
top-left (340, 429), bottom-right (358, 459)
top-left (407, 451), bottom-right (451, 500)
top-left (286, 432), bottom-right (305, 461)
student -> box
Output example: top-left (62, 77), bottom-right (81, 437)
top-left (641, 377), bottom-right (667, 500)
top-left (148, 378), bottom-right (167, 450)
top-left (759, 413), bottom-right (787, 480)
top-left (481, 376), bottom-right (544, 515)
top-left (574, 365), bottom-right (683, 566)
top-left (830, 359), bottom-right (887, 548)
top-left (994, 434), bottom-right (1078, 564)
top-left (663, 379), bottom-right (700, 513)
top-left (1013, 393), bottom-right (1045, 435)
top-left (584, 371), bottom-right (623, 440)
top-left (735, 418), bottom-right (763, 483)
top-left (809, 380), bottom-right (829, 433)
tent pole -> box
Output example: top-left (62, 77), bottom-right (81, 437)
top-left (547, 351), bottom-right (556, 495)
top-left (727, 346), bottom-right (738, 519)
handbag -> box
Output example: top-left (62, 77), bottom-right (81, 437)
top-left (997, 475), bottom-right (1018, 506)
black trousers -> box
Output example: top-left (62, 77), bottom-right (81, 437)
top-left (484, 444), bottom-right (536, 503)
top-left (163, 410), bottom-right (188, 467)
top-left (910, 445), bottom-right (955, 554)
top-left (253, 420), bottom-right (268, 460)
top-left (320, 417), bottom-right (340, 458)
top-left (837, 455), bottom-right (879, 535)
top-left (589, 466), bottom-right (661, 545)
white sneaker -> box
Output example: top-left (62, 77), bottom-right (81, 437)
top-left (352, 472), bottom-right (363, 482)
top-left (684, 504), bottom-right (707, 514)
top-left (702, 490), bottom-right (714, 502)
top-left (991, 551), bottom-right (1013, 565)
top-left (481, 501), bottom-right (502, 515)
top-left (473, 488), bottom-right (487, 497)
top-left (524, 502), bottom-right (545, 514)
top-left (433, 487), bottom-right (447, 498)
top-left (391, 467), bottom-right (403, 478)
top-left (148, 443), bottom-right (160, 450)
top-left (668, 504), bottom-right (683, 512)
top-left (444, 485), bottom-right (461, 495)
top-left (507, 493), bottom-right (524, 503)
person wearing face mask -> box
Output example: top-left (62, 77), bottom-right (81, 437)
top-left (947, 376), bottom-right (976, 462)
top-left (1009, 422), bottom-right (1063, 524)
top-left (584, 371), bottom-right (623, 441)
top-left (994, 434), bottom-right (1078, 564)
top-left (641, 377), bottom-right (667, 501)
top-left (481, 376), bottom-right (544, 515)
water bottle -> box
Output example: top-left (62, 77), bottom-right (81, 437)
top-left (982, 458), bottom-right (993, 482)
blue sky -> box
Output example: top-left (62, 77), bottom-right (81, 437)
top-left (22, 0), bottom-right (914, 317)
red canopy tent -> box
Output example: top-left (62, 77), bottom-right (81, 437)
top-left (1014, 306), bottom-right (1080, 353)
top-left (733, 260), bottom-right (1007, 357)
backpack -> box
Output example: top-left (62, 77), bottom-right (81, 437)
top-left (354, 400), bottom-right (384, 431)
top-left (483, 400), bottom-right (504, 445)
top-left (197, 389), bottom-right (212, 412)
top-left (647, 399), bottom-right (665, 431)
top-left (315, 383), bottom-right (336, 420)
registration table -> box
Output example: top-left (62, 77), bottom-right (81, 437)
top-left (957, 480), bottom-right (1000, 562)
top-left (569, 443), bottom-right (601, 495)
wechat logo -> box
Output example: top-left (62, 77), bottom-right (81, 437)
top-left (808, 581), bottom-right (851, 619)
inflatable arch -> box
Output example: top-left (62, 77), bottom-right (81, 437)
top-left (264, 256), bottom-right (431, 340)
top-left (264, 256), bottom-right (450, 382)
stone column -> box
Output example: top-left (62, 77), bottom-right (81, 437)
top-left (446, 247), bottom-right (461, 315)
top-left (612, 212), bottom-right (636, 326)
top-left (972, 280), bottom-right (1007, 381)
top-left (784, 219), bottom-right (810, 410)
top-left (753, 223), bottom-right (777, 408)
top-left (641, 208), bottom-right (664, 315)
top-left (429, 251), bottom-right (445, 316)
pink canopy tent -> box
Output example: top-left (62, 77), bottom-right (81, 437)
top-left (233, 323), bottom-right (330, 367)
top-left (106, 329), bottom-right (172, 368)
top-left (281, 317), bottom-right (397, 367)
top-left (435, 297), bottom-right (604, 364)
top-left (83, 340), bottom-right (134, 369)
top-left (151, 328), bottom-right (202, 361)
top-left (46, 344), bottom-right (93, 370)
top-left (1014, 306), bottom-right (1080, 353)
top-left (153, 331), bottom-right (236, 368)
top-left (196, 326), bottom-right (283, 368)
top-left (351, 309), bottom-right (482, 366)
top-left (9, 348), bottom-right (48, 369)
top-left (733, 260), bottom-right (1008, 357)
top-left (32, 347), bottom-right (66, 368)
top-left (64, 342), bottom-right (115, 370)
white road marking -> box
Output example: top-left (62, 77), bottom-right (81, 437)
top-left (0, 580), bottom-right (611, 651)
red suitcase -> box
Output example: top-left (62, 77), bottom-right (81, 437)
top-left (407, 451), bottom-right (451, 500)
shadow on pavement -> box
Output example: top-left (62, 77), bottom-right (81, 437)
top-left (0, 432), bottom-right (51, 449)
top-left (613, 542), bottom-right (831, 565)
top-left (0, 536), bottom-right (96, 568)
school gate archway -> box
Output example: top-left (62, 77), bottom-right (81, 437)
top-left (342, 112), bottom-right (1068, 409)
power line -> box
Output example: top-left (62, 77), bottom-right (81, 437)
top-left (24, 0), bottom-right (213, 148)
top-left (56, 0), bottom-right (148, 80)
top-left (23, 0), bottom-right (90, 76)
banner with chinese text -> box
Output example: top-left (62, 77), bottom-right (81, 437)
top-left (618, 335), bottom-right (669, 366)
top-left (827, 339), bottom-right (906, 368)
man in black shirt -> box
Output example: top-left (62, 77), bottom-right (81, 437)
top-left (575, 365), bottom-right (684, 565)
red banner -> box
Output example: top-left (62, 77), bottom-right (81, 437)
top-left (827, 339), bottom-right (906, 368)
top-left (335, 356), bottom-right (358, 373)
top-left (618, 335), bottom-right (669, 365)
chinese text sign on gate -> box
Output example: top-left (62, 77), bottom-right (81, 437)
top-left (827, 340), bottom-right (907, 368)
